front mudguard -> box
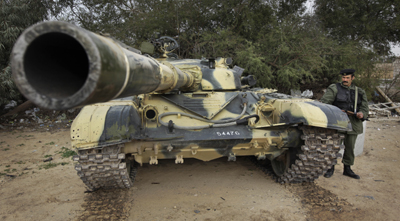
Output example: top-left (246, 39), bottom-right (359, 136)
top-left (276, 100), bottom-right (351, 131)
top-left (70, 100), bottom-right (141, 149)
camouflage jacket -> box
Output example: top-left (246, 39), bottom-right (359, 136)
top-left (321, 83), bottom-right (369, 134)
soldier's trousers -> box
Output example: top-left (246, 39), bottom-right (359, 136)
top-left (342, 134), bottom-right (358, 166)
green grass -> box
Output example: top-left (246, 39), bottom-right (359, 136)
top-left (4, 169), bottom-right (10, 172)
top-left (45, 141), bottom-right (55, 145)
top-left (58, 147), bottom-right (77, 159)
top-left (44, 155), bottom-right (52, 158)
top-left (16, 161), bottom-right (25, 164)
top-left (16, 143), bottom-right (25, 147)
top-left (39, 162), bottom-right (69, 170)
top-left (3, 148), bottom-right (9, 151)
top-left (39, 163), bottom-right (58, 170)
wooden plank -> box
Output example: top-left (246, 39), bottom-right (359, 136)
top-left (386, 105), bottom-right (400, 110)
top-left (370, 106), bottom-right (400, 111)
top-left (1, 100), bottom-right (34, 117)
top-left (382, 104), bottom-right (390, 108)
top-left (375, 87), bottom-right (400, 114)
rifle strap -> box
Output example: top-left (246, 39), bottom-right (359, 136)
top-left (354, 86), bottom-right (358, 113)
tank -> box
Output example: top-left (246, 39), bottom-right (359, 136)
top-left (11, 21), bottom-right (351, 190)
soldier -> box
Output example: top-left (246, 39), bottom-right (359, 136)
top-left (321, 69), bottom-right (369, 179)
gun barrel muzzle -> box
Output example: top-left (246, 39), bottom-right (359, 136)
top-left (11, 21), bottom-right (194, 110)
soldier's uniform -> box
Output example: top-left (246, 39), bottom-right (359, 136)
top-left (321, 69), bottom-right (369, 179)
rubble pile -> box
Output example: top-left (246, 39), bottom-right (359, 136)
top-left (0, 104), bottom-right (80, 131)
top-left (369, 102), bottom-right (400, 118)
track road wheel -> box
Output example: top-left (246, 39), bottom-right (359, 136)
top-left (271, 148), bottom-right (297, 177)
top-left (126, 157), bottom-right (138, 183)
top-left (271, 150), bottom-right (290, 176)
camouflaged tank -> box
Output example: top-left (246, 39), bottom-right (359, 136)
top-left (11, 21), bottom-right (351, 190)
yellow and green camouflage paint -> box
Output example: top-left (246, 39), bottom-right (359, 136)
top-left (69, 57), bottom-right (351, 165)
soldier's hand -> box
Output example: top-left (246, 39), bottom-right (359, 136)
top-left (356, 112), bottom-right (364, 119)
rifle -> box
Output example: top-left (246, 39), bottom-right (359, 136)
top-left (343, 110), bottom-right (368, 121)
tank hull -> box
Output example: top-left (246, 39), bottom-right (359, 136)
top-left (71, 90), bottom-right (349, 188)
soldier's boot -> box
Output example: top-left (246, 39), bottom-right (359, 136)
top-left (323, 165), bottom-right (335, 178)
top-left (343, 165), bottom-right (360, 179)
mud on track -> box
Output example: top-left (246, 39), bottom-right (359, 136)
top-left (76, 189), bottom-right (133, 221)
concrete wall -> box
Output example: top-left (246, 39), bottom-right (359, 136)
top-left (339, 121), bottom-right (366, 157)
top-left (354, 121), bottom-right (367, 156)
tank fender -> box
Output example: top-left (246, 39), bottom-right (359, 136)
top-left (277, 101), bottom-right (351, 131)
top-left (71, 101), bottom-right (141, 149)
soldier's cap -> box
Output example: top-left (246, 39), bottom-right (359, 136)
top-left (340, 69), bottom-right (356, 76)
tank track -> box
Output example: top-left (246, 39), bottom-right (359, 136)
top-left (257, 126), bottom-right (345, 184)
top-left (73, 144), bottom-right (137, 191)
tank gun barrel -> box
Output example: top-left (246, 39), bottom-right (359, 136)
top-left (11, 21), bottom-right (196, 110)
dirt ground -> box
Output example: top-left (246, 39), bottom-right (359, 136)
top-left (0, 117), bottom-right (399, 221)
